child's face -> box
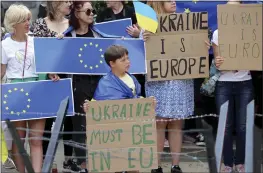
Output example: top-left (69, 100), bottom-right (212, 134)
top-left (110, 54), bottom-right (130, 73)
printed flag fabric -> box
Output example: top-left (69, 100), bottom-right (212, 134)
top-left (34, 38), bottom-right (146, 74)
top-left (133, 1), bottom-right (158, 33)
top-left (1, 79), bottom-right (74, 121)
top-left (94, 18), bottom-right (132, 38)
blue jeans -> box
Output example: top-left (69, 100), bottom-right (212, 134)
top-left (215, 80), bottom-right (254, 167)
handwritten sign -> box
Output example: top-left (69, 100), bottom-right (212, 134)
top-left (146, 12), bottom-right (209, 81)
top-left (218, 4), bottom-right (263, 71)
top-left (86, 98), bottom-right (157, 172)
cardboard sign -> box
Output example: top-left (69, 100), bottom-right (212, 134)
top-left (146, 12), bottom-right (209, 81)
top-left (218, 4), bottom-right (263, 71)
top-left (86, 98), bottom-right (157, 172)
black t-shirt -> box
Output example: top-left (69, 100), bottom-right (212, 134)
top-left (65, 27), bottom-right (102, 103)
top-left (96, 5), bottom-right (137, 24)
top-left (65, 27), bottom-right (94, 38)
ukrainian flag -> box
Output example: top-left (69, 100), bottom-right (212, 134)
top-left (1, 130), bottom-right (8, 163)
top-left (133, 1), bottom-right (158, 33)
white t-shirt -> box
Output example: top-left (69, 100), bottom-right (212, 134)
top-left (1, 36), bottom-right (38, 79)
top-left (212, 29), bottom-right (251, 82)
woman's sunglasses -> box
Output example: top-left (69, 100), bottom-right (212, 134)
top-left (78, 9), bottom-right (96, 16)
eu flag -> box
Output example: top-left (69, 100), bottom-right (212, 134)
top-left (94, 18), bottom-right (132, 38)
top-left (34, 38), bottom-right (145, 74)
top-left (1, 79), bottom-right (74, 121)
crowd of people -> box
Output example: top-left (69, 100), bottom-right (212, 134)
top-left (1, 1), bottom-right (262, 173)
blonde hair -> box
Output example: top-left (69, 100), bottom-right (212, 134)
top-left (4, 4), bottom-right (31, 33)
top-left (46, 1), bottom-right (65, 21)
top-left (147, 1), bottom-right (166, 14)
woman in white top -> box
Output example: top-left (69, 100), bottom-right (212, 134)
top-left (1, 4), bottom-right (59, 173)
top-left (212, 1), bottom-right (254, 173)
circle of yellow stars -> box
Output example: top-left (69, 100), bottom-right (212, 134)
top-left (78, 42), bottom-right (105, 70)
top-left (3, 88), bottom-right (31, 116)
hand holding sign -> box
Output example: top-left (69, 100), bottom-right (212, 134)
top-left (83, 100), bottom-right (89, 113)
top-left (205, 40), bottom-right (211, 49)
top-left (48, 74), bottom-right (60, 82)
top-left (143, 30), bottom-right (154, 42)
top-left (126, 24), bottom-right (140, 38)
top-left (149, 96), bottom-right (157, 109)
top-left (215, 56), bottom-right (224, 68)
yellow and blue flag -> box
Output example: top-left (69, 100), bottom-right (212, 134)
top-left (1, 79), bottom-right (74, 121)
top-left (133, 1), bottom-right (158, 33)
top-left (34, 38), bottom-right (146, 74)
top-left (1, 130), bottom-right (8, 163)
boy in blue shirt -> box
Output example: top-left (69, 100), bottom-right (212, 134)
top-left (83, 45), bottom-right (156, 173)
top-left (84, 45), bottom-right (156, 103)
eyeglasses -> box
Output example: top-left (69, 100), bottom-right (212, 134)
top-left (78, 9), bottom-right (96, 16)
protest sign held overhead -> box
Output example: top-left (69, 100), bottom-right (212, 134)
top-left (1, 79), bottom-right (74, 121)
top-left (218, 4), bottom-right (262, 71)
top-left (86, 98), bottom-right (158, 172)
top-left (34, 38), bottom-right (146, 74)
top-left (146, 12), bottom-right (209, 81)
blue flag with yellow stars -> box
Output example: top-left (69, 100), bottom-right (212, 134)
top-left (34, 38), bottom-right (145, 74)
top-left (94, 18), bottom-right (132, 38)
top-left (1, 79), bottom-right (74, 121)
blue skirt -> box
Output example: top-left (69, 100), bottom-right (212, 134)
top-left (145, 79), bottom-right (194, 119)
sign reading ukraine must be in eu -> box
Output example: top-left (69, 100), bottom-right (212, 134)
top-left (146, 12), bottom-right (209, 81)
top-left (34, 38), bottom-right (146, 74)
top-left (86, 98), bottom-right (158, 172)
top-left (1, 79), bottom-right (74, 121)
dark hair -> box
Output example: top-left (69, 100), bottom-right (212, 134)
top-left (104, 45), bottom-right (129, 67)
top-left (69, 1), bottom-right (92, 30)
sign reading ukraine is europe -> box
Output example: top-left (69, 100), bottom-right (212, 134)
top-left (34, 38), bottom-right (146, 74)
top-left (1, 79), bottom-right (74, 121)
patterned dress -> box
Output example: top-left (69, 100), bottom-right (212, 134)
top-left (31, 18), bottom-right (57, 37)
top-left (31, 18), bottom-right (58, 80)
top-left (145, 79), bottom-right (194, 119)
